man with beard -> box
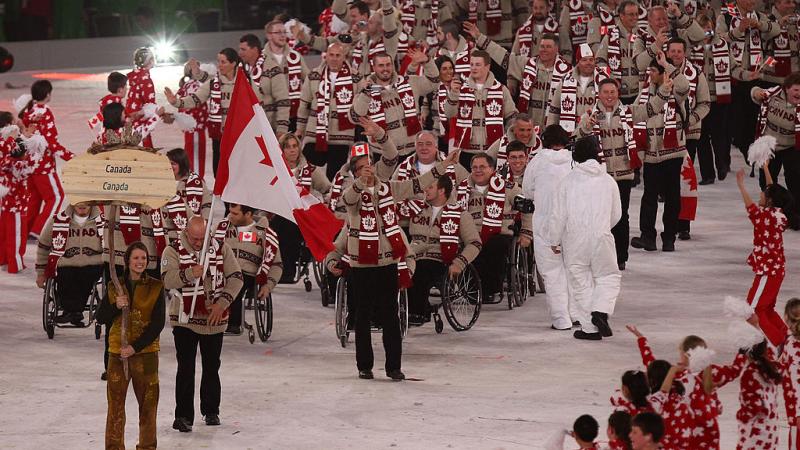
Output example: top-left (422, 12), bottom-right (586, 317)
top-left (350, 51), bottom-right (440, 158)
top-left (434, 19), bottom-right (474, 81)
top-left (512, 0), bottom-right (567, 58)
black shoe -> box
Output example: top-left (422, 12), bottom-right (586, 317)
top-left (662, 241), bottom-right (675, 252)
top-left (386, 369), bottom-right (405, 381)
top-left (572, 321), bottom-right (580, 327)
top-left (69, 312), bottom-right (85, 327)
top-left (173, 418), bottom-right (192, 432)
top-left (482, 293), bottom-right (497, 304)
top-left (618, 262), bottom-right (626, 271)
top-left (574, 330), bottom-right (602, 340)
top-left (358, 370), bottom-right (374, 379)
top-left (718, 169), bottom-right (728, 181)
top-left (225, 325), bottom-right (243, 335)
top-left (698, 179), bottom-right (715, 185)
top-left (677, 231), bottom-right (691, 241)
top-left (55, 313), bottom-right (73, 324)
top-left (204, 414), bottom-right (220, 426)
top-left (631, 237), bottom-right (657, 251)
top-left (591, 312), bottom-right (613, 337)
top-left (657, 194), bottom-right (665, 203)
top-left (408, 314), bottom-right (426, 326)
top-left (100, 371), bottom-right (107, 381)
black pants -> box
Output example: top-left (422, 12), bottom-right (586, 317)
top-left (640, 158), bottom-right (683, 244)
top-left (760, 149), bottom-right (800, 202)
top-left (212, 138), bottom-right (221, 177)
top-left (731, 80), bottom-right (776, 158)
top-left (407, 259), bottom-right (446, 317)
top-left (303, 143), bottom-right (349, 181)
top-left (228, 274), bottom-right (255, 330)
top-left (697, 102), bottom-right (731, 181)
top-left (288, 117), bottom-right (298, 134)
top-left (473, 234), bottom-right (512, 296)
top-left (620, 95), bottom-right (637, 106)
top-left (350, 265), bottom-right (401, 372)
top-left (271, 215), bottom-right (302, 283)
top-left (55, 265), bottom-right (103, 313)
top-left (611, 180), bottom-right (633, 265)
top-left (173, 327), bottom-right (224, 423)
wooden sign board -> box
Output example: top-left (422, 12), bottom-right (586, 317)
top-left (62, 148), bottom-right (176, 209)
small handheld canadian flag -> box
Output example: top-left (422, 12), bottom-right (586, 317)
top-left (87, 112), bottom-right (103, 135)
top-left (350, 142), bottom-right (369, 158)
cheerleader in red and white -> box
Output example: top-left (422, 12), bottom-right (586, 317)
top-left (603, 411), bottom-right (632, 450)
top-left (610, 370), bottom-right (652, 417)
top-left (780, 298), bottom-right (800, 449)
top-left (88, 71), bottom-right (128, 134)
top-left (735, 340), bottom-right (782, 450)
top-left (16, 80), bottom-right (74, 239)
top-left (175, 61), bottom-right (210, 178)
top-left (646, 359), bottom-right (692, 450)
top-left (626, 325), bottom-right (747, 449)
top-left (0, 125), bottom-right (38, 273)
top-left (126, 47), bottom-right (157, 148)
top-left (736, 168), bottom-right (799, 347)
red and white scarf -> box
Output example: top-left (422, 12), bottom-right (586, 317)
top-left (216, 219), bottom-right (280, 286)
top-left (296, 162), bottom-right (317, 191)
top-left (45, 212), bottom-right (106, 278)
top-left (478, 175), bottom-right (507, 243)
top-left (367, 76), bottom-right (422, 137)
top-left (635, 81), bottom-right (679, 150)
top-left (770, 15), bottom-right (792, 77)
top-left (756, 86), bottom-right (800, 147)
top-left (352, 37), bottom-right (386, 70)
top-left (358, 183), bottom-right (412, 287)
top-left (164, 172), bottom-right (204, 234)
top-left (684, 62), bottom-right (699, 112)
top-left (455, 80), bottom-right (505, 149)
top-left (606, 26), bottom-right (636, 79)
top-left (518, 56), bottom-right (572, 113)
top-left (286, 50), bottom-right (304, 117)
top-left (395, 157), bottom-right (463, 218)
top-left (177, 231), bottom-right (226, 317)
top-left (689, 43), bottom-right (705, 70)
top-left (438, 39), bottom-right (474, 80)
top-left (590, 102), bottom-right (641, 169)
top-left (469, 0), bottom-right (502, 36)
top-left (516, 15), bottom-right (560, 58)
top-left (558, 67), bottom-right (609, 132)
top-left (408, 201), bottom-right (462, 264)
top-left (401, 0), bottom-right (440, 47)
top-left (494, 133), bottom-right (542, 168)
top-left (727, 5), bottom-right (762, 68)
top-left (712, 39), bottom-right (732, 103)
top-left (316, 64), bottom-right (355, 151)
top-left (329, 172), bottom-right (346, 211)
top-left (207, 75), bottom-right (223, 139)
top-left (118, 205), bottom-right (167, 255)
top-left (567, 0), bottom-right (592, 49)
top-left (247, 53), bottom-right (266, 85)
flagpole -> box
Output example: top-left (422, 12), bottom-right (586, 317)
top-left (180, 194), bottom-right (218, 323)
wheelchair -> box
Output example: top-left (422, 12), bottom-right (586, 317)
top-left (228, 279), bottom-right (273, 344)
top-left (314, 260), bottom-right (333, 307)
top-left (291, 241), bottom-right (315, 292)
top-left (334, 276), bottom-right (408, 348)
top-left (42, 275), bottom-right (104, 340)
top-left (426, 263), bottom-right (482, 333)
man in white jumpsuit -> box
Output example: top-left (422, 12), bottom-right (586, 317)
top-left (522, 125), bottom-right (575, 331)
top-left (545, 136), bottom-right (622, 341)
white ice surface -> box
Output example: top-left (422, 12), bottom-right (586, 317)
top-left (0, 66), bottom-right (798, 449)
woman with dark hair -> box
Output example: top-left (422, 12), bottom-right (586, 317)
top-left (96, 101), bottom-right (162, 146)
top-left (546, 135), bottom-right (622, 341)
top-left (421, 55), bottom-right (455, 150)
top-left (96, 241), bottom-right (165, 450)
top-left (17, 79), bottom-right (74, 241)
top-left (162, 148), bottom-right (211, 242)
top-left (165, 48), bottom-right (257, 177)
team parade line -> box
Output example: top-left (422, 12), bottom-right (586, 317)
top-left (2, 0), bottom-right (800, 448)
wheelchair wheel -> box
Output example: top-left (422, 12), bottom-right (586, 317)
top-left (87, 276), bottom-right (103, 328)
top-left (254, 293), bottom-right (273, 342)
top-left (334, 277), bottom-right (349, 348)
top-left (442, 264), bottom-right (482, 331)
top-left (514, 245), bottom-right (529, 307)
top-left (398, 289), bottom-right (409, 339)
top-left (42, 278), bottom-right (56, 339)
top-left (312, 260), bottom-right (325, 290)
top-left (434, 313), bottom-right (444, 334)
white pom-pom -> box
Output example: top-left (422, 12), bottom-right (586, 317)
top-left (284, 19), bottom-right (311, 38)
top-left (0, 183), bottom-right (9, 198)
top-left (728, 321), bottom-right (765, 351)
top-left (21, 133), bottom-right (48, 162)
top-left (748, 135), bottom-right (777, 169)
top-left (141, 103), bottom-right (159, 120)
top-left (0, 124), bottom-right (19, 139)
top-left (14, 94), bottom-right (32, 113)
top-left (330, 14), bottom-right (350, 34)
top-left (542, 427), bottom-right (570, 450)
top-left (687, 346), bottom-right (716, 373)
top-left (724, 296), bottom-right (755, 319)
top-left (172, 112), bottom-right (197, 132)
top-left (199, 63), bottom-right (217, 77)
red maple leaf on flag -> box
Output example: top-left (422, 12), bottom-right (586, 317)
top-left (681, 157), bottom-right (698, 190)
top-left (255, 135), bottom-right (292, 185)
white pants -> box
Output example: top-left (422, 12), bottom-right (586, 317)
top-left (564, 234), bottom-right (621, 333)
top-left (534, 234), bottom-right (573, 329)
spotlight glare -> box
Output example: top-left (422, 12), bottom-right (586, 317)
top-left (154, 42), bottom-right (176, 64)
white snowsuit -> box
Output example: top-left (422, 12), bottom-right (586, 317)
top-left (522, 148), bottom-right (575, 329)
top-left (545, 159), bottom-right (622, 334)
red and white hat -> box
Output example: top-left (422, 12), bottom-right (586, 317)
top-left (577, 43), bottom-right (594, 61)
top-left (350, 142), bottom-right (370, 158)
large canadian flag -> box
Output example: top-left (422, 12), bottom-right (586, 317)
top-left (214, 67), bottom-right (342, 261)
